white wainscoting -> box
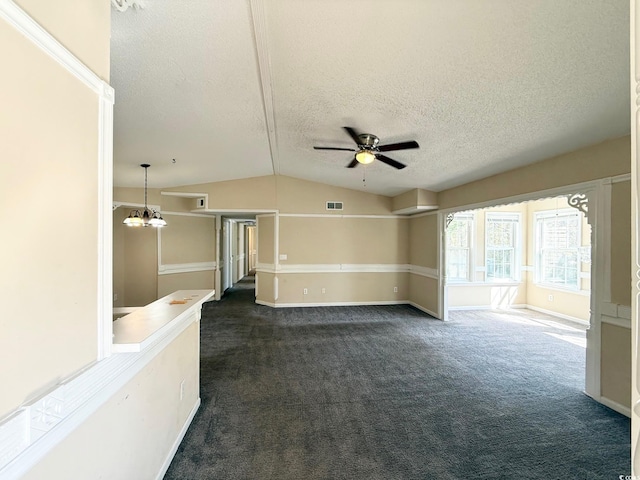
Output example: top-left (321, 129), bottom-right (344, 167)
top-left (255, 263), bottom-right (438, 278)
top-left (254, 264), bottom-right (439, 318)
top-left (158, 262), bottom-right (217, 275)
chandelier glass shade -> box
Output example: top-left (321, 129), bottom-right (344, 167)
top-left (123, 164), bottom-right (167, 228)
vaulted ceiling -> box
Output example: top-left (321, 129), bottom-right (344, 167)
top-left (110, 0), bottom-right (630, 197)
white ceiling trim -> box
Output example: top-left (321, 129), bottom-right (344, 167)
top-left (249, 0), bottom-right (279, 175)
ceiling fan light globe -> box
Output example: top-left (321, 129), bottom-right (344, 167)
top-left (355, 150), bottom-right (375, 164)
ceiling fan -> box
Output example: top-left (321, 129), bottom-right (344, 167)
top-left (313, 126), bottom-right (419, 170)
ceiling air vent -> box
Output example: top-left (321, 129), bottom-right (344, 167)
top-left (326, 201), bottom-right (343, 211)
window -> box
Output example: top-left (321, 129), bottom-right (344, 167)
top-left (485, 213), bottom-right (519, 282)
top-left (446, 213), bottom-right (473, 282)
top-left (535, 209), bottom-right (581, 289)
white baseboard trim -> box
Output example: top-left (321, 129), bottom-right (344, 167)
top-left (583, 391), bottom-right (631, 418)
top-left (256, 299), bottom-right (439, 319)
top-left (155, 398), bottom-right (201, 480)
top-left (525, 305), bottom-right (590, 326)
top-left (407, 302), bottom-right (440, 319)
top-left (262, 300), bottom-right (409, 308)
top-left (447, 304), bottom-right (527, 311)
top-left (447, 304), bottom-right (589, 326)
top-left (255, 299), bottom-right (275, 308)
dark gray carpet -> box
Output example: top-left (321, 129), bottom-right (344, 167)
top-left (164, 277), bottom-right (630, 479)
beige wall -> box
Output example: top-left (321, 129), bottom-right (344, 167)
top-left (278, 217), bottom-right (408, 265)
top-left (409, 275), bottom-right (439, 315)
top-left (15, 0), bottom-right (110, 81)
top-left (160, 214), bottom-right (215, 265)
top-left (437, 136), bottom-right (630, 209)
top-left (22, 323), bottom-right (200, 480)
top-left (278, 272), bottom-right (408, 304)
top-left (0, 2), bottom-right (107, 417)
top-left (392, 188), bottom-right (438, 212)
top-left (256, 272), bottom-right (275, 304)
top-left (113, 210), bottom-right (216, 306)
top-left (611, 180), bottom-right (631, 306)
top-left (407, 214), bottom-right (439, 315)
top-left (409, 214), bottom-right (438, 268)
top-left (163, 175), bottom-right (277, 211)
top-left (113, 208), bottom-right (126, 308)
top-left (257, 214), bottom-right (275, 265)
top-left (124, 223), bottom-right (158, 307)
top-left (276, 175), bottom-right (393, 215)
top-left (601, 322), bottom-right (631, 408)
top-left (158, 271), bottom-right (215, 299)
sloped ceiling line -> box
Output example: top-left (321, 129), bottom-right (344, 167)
top-left (248, 0), bottom-right (279, 175)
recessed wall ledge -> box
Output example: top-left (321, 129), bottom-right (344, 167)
top-left (391, 188), bottom-right (438, 215)
top-left (112, 289), bottom-right (215, 352)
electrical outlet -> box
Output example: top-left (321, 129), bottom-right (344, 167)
top-left (322, 288), bottom-right (326, 294)
top-left (393, 287), bottom-right (398, 293)
top-left (303, 288), bottom-right (308, 295)
top-left (180, 380), bottom-right (185, 400)
top-left (548, 294), bottom-right (554, 302)
top-left (113, 293), bottom-right (118, 301)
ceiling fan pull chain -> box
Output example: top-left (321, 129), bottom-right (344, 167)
top-left (362, 167), bottom-right (367, 188)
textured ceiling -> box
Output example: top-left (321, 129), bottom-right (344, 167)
top-left (111, 0), bottom-right (630, 197)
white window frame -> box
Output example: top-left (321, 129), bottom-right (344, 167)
top-left (485, 212), bottom-right (520, 282)
top-left (445, 212), bottom-right (474, 282)
top-left (534, 208), bottom-right (582, 291)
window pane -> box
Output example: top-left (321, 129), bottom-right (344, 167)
top-left (446, 214), bottom-right (473, 281)
top-left (537, 211), bottom-right (581, 288)
top-left (486, 214), bottom-right (518, 282)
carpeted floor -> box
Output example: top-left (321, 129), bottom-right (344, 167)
top-left (164, 276), bottom-right (630, 479)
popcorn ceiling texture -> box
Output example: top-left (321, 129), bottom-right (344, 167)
top-left (111, 0), bottom-right (629, 196)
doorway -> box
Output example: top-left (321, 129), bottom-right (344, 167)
top-left (438, 181), bottom-right (612, 407)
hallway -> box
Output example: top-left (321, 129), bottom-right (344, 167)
top-left (164, 280), bottom-right (630, 479)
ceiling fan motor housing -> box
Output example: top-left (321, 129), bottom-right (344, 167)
top-left (358, 133), bottom-right (379, 149)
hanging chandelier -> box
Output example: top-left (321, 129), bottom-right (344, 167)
top-left (123, 164), bottom-right (167, 228)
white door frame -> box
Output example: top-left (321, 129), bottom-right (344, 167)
top-left (630, 0), bottom-right (639, 471)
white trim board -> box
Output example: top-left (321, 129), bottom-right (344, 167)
top-left (583, 392), bottom-right (631, 418)
top-left (447, 304), bottom-right (528, 312)
top-left (256, 299), bottom-right (439, 319)
top-left (437, 178), bottom-right (601, 215)
top-left (161, 191), bottom-right (208, 198)
top-left (163, 211), bottom-right (216, 219)
top-left (255, 263), bottom-right (438, 278)
top-left (279, 213), bottom-right (405, 219)
top-left (158, 262), bottom-right (217, 275)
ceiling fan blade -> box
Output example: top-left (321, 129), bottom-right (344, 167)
top-left (346, 157), bottom-right (359, 168)
top-left (377, 140), bottom-right (419, 152)
top-left (343, 127), bottom-right (362, 145)
top-left (376, 154), bottom-right (406, 170)
top-left (313, 146), bottom-right (356, 151)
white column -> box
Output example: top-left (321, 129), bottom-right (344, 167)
top-left (631, 0), bottom-right (640, 472)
